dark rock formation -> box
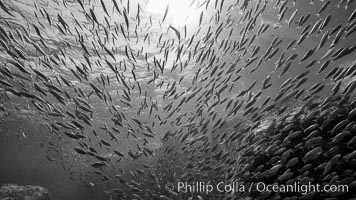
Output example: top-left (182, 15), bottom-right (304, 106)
top-left (0, 184), bottom-right (50, 200)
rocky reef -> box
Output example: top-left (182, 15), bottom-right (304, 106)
top-left (0, 184), bottom-right (50, 200)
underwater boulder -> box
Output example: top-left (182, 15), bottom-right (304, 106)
top-left (0, 184), bottom-right (50, 200)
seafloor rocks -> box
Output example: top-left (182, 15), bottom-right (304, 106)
top-left (0, 184), bottom-right (50, 200)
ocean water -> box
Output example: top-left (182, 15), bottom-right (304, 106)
top-left (1, 0), bottom-right (356, 199)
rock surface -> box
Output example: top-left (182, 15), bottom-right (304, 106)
top-left (0, 184), bottom-right (50, 200)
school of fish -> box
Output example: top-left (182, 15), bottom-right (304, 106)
top-left (1, 0), bottom-right (356, 199)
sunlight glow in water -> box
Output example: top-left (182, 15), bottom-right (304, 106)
top-left (146, 0), bottom-right (200, 27)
